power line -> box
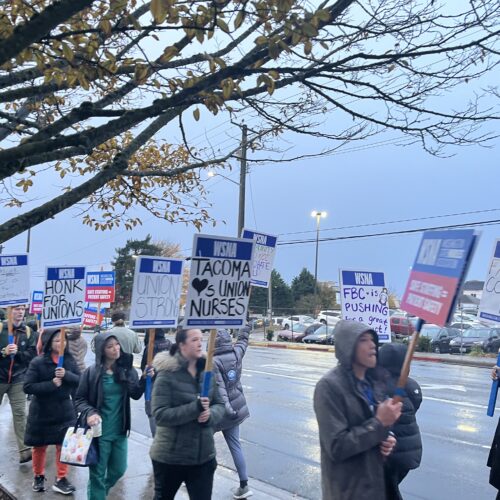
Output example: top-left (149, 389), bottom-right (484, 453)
top-left (278, 218), bottom-right (500, 246)
top-left (277, 208), bottom-right (500, 237)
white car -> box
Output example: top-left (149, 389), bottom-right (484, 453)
top-left (316, 310), bottom-right (342, 326)
top-left (281, 315), bottom-right (315, 330)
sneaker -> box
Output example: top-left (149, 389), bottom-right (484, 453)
top-left (232, 485), bottom-right (253, 499)
top-left (52, 477), bottom-right (76, 495)
top-left (32, 475), bottom-right (46, 492)
top-left (20, 449), bottom-right (32, 464)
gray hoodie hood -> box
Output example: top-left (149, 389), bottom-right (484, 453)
top-left (334, 320), bottom-right (378, 368)
top-left (94, 331), bottom-right (120, 366)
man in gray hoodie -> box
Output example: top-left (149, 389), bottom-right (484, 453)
top-left (313, 320), bottom-right (402, 500)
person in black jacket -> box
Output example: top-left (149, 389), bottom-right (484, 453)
top-left (75, 331), bottom-right (148, 500)
top-left (140, 328), bottom-right (171, 437)
top-left (488, 365), bottom-right (500, 499)
top-left (0, 305), bottom-right (38, 463)
top-left (24, 328), bottom-right (80, 494)
top-left (378, 342), bottom-right (423, 500)
top-left (213, 328), bottom-right (252, 499)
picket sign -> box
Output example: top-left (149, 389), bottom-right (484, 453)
top-left (397, 230), bottom-right (478, 401)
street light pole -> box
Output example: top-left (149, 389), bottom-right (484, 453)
top-left (311, 210), bottom-right (327, 316)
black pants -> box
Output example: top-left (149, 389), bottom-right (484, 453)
top-left (152, 458), bottom-right (217, 500)
top-left (385, 466), bottom-right (409, 500)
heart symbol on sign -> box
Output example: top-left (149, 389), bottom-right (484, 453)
top-left (192, 278), bottom-right (209, 295)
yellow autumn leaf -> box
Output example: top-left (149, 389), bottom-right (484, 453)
top-left (62, 43), bottom-right (74, 62)
top-left (193, 108), bottom-right (200, 121)
top-left (151, 0), bottom-right (167, 24)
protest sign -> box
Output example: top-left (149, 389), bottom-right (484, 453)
top-left (340, 270), bottom-right (391, 343)
top-left (479, 240), bottom-right (500, 324)
top-left (401, 229), bottom-right (478, 326)
top-left (41, 266), bottom-right (86, 328)
top-left (242, 229), bottom-right (277, 288)
top-left (0, 254), bottom-right (30, 307)
top-left (85, 271), bottom-right (115, 303)
top-left (83, 304), bottom-right (107, 327)
top-left (30, 291), bottom-right (44, 315)
top-left (129, 256), bottom-right (184, 329)
top-left (184, 234), bottom-right (254, 329)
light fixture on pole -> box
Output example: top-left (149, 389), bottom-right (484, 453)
top-left (311, 210), bottom-right (327, 316)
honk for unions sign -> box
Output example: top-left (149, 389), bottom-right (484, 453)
top-left (42, 266), bottom-right (86, 328)
top-left (184, 234), bottom-right (254, 329)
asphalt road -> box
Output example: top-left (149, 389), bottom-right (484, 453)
top-left (84, 334), bottom-right (499, 499)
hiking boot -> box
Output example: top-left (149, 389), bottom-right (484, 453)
top-left (52, 477), bottom-right (76, 495)
top-left (232, 485), bottom-right (253, 499)
top-left (20, 449), bottom-right (32, 464)
top-left (32, 475), bottom-right (46, 492)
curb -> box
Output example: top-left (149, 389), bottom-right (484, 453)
top-left (249, 341), bottom-right (492, 368)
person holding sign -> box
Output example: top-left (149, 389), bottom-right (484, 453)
top-left (213, 328), bottom-right (252, 499)
top-left (108, 311), bottom-right (142, 355)
top-left (140, 328), bottom-right (171, 437)
top-left (75, 332), bottom-right (149, 500)
top-left (150, 328), bottom-right (225, 500)
top-left (313, 320), bottom-right (402, 500)
top-left (23, 329), bottom-right (80, 494)
top-left (378, 343), bottom-right (423, 500)
top-left (0, 305), bottom-right (37, 463)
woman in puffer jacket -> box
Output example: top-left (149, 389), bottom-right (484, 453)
top-left (150, 328), bottom-right (225, 500)
top-left (213, 327), bottom-right (252, 499)
top-left (378, 342), bottom-right (423, 500)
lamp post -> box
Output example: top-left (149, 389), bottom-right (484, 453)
top-left (311, 210), bottom-right (327, 316)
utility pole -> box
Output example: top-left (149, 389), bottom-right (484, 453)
top-left (26, 228), bottom-right (31, 253)
top-left (237, 124), bottom-right (247, 237)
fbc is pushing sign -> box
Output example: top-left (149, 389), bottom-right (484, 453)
top-left (340, 270), bottom-right (391, 343)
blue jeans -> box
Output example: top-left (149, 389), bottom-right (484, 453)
top-left (222, 425), bottom-right (248, 482)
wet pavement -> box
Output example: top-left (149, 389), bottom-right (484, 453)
top-left (1, 330), bottom-right (498, 499)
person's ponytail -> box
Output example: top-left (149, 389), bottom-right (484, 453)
top-left (169, 343), bottom-right (179, 355)
top-left (170, 328), bottom-right (189, 356)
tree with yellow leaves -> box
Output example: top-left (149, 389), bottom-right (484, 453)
top-left (0, 0), bottom-right (498, 243)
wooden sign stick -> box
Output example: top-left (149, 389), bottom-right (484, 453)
top-left (201, 329), bottom-right (217, 397)
top-left (57, 327), bottom-right (66, 368)
top-left (145, 328), bottom-right (156, 402)
top-left (393, 319), bottom-right (425, 404)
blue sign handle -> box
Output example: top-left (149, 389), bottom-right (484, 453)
top-left (487, 351), bottom-right (500, 417)
top-left (201, 371), bottom-right (213, 398)
top-left (57, 354), bottom-right (65, 368)
top-left (8, 335), bottom-right (14, 360)
top-left (145, 375), bottom-right (153, 402)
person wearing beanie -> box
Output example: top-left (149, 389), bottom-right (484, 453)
top-left (313, 320), bottom-right (402, 500)
top-left (378, 343), bottom-right (423, 500)
top-left (213, 327), bottom-right (252, 499)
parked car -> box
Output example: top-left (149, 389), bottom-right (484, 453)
top-left (420, 325), bottom-right (460, 353)
top-left (303, 325), bottom-right (336, 345)
top-left (390, 316), bottom-right (416, 337)
top-left (315, 310), bottom-right (341, 326)
top-left (449, 327), bottom-right (500, 354)
top-left (276, 323), bottom-right (317, 342)
top-left (281, 315), bottom-right (314, 330)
